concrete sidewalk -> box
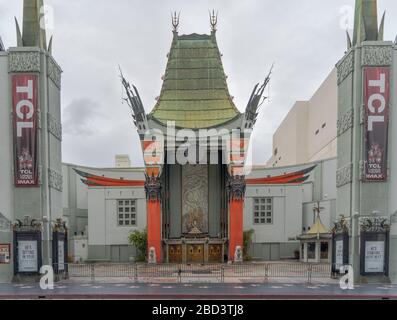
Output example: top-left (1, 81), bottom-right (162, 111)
top-left (0, 282), bottom-right (396, 300)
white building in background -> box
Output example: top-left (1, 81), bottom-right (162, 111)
top-left (62, 157), bottom-right (337, 262)
top-left (115, 155), bottom-right (131, 168)
top-left (267, 69), bottom-right (337, 167)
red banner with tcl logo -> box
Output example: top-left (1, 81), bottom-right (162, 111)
top-left (12, 74), bottom-right (39, 187)
top-left (363, 67), bottom-right (390, 181)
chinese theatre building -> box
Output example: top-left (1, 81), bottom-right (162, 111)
top-left (116, 14), bottom-right (280, 263)
top-left (119, 13), bottom-right (272, 263)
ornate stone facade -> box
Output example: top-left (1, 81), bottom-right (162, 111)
top-left (336, 163), bottom-right (353, 187)
top-left (362, 46), bottom-right (393, 66)
top-left (48, 168), bottom-right (63, 192)
top-left (145, 174), bottom-right (161, 201)
top-left (38, 165), bottom-right (43, 185)
top-left (227, 175), bottom-right (246, 200)
top-left (13, 215), bottom-right (42, 232)
top-left (47, 56), bottom-right (62, 88)
top-left (47, 113), bottom-right (62, 141)
top-left (337, 51), bottom-right (354, 85)
top-left (337, 108), bottom-right (354, 136)
top-left (359, 216), bottom-right (390, 233)
top-left (182, 165), bottom-right (208, 234)
top-left (333, 215), bottom-right (351, 235)
top-left (52, 218), bottom-right (67, 233)
top-left (9, 51), bottom-right (40, 72)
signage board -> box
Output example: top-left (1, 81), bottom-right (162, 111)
top-left (363, 67), bottom-right (390, 181)
top-left (12, 74), bottom-right (39, 187)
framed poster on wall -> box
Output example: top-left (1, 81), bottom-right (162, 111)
top-left (360, 226), bottom-right (389, 277)
top-left (364, 241), bottom-right (385, 273)
top-left (13, 229), bottom-right (42, 275)
top-left (52, 228), bottom-right (68, 274)
top-left (0, 244), bottom-right (11, 264)
top-left (18, 240), bottom-right (38, 272)
top-left (332, 231), bottom-right (349, 275)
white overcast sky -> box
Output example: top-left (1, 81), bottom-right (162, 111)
top-left (1, 0), bottom-right (396, 168)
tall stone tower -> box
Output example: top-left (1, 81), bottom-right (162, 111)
top-left (0, 0), bottom-right (63, 282)
top-left (335, 0), bottom-right (396, 282)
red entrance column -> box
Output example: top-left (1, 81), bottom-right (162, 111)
top-left (147, 197), bottom-right (162, 263)
top-left (227, 175), bottom-right (246, 262)
top-left (229, 197), bottom-right (244, 261)
top-left (145, 171), bottom-right (162, 263)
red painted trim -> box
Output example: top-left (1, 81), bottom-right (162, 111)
top-left (147, 199), bottom-right (162, 263)
top-left (74, 169), bottom-right (145, 187)
top-left (246, 166), bottom-right (316, 185)
top-left (229, 199), bottom-right (244, 261)
top-left (85, 177), bottom-right (145, 187)
top-left (246, 173), bottom-right (304, 185)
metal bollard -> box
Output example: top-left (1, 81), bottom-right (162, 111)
top-left (307, 264), bottom-right (312, 284)
top-left (178, 267), bottom-right (182, 283)
top-left (264, 264), bottom-right (269, 283)
top-left (90, 264), bottom-right (95, 282)
top-left (134, 264), bottom-right (138, 283)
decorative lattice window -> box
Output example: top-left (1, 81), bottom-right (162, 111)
top-left (117, 200), bottom-right (137, 226)
top-left (253, 198), bottom-right (273, 225)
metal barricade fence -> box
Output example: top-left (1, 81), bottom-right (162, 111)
top-left (55, 262), bottom-right (333, 284)
top-left (179, 264), bottom-right (223, 283)
top-left (136, 263), bottom-right (179, 282)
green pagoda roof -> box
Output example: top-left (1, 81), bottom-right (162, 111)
top-left (149, 32), bottom-right (240, 129)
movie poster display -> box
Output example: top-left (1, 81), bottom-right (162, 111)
top-left (0, 244), bottom-right (11, 264)
top-left (364, 241), bottom-right (385, 273)
top-left (363, 67), bottom-right (390, 181)
top-left (335, 240), bottom-right (344, 269)
top-left (12, 74), bottom-right (39, 187)
top-left (58, 240), bottom-right (65, 271)
top-left (17, 240), bottom-right (38, 272)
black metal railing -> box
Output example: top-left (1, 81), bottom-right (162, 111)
top-left (54, 262), bottom-right (332, 284)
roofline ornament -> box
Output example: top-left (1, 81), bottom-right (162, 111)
top-left (119, 66), bottom-right (148, 134)
top-left (209, 10), bottom-right (218, 32)
top-left (171, 11), bottom-right (180, 33)
top-left (13, 215), bottom-right (42, 232)
top-left (243, 64), bottom-right (273, 127)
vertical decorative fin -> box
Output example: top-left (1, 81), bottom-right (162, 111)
top-left (0, 36), bottom-right (4, 51)
top-left (353, 0), bottom-right (379, 45)
top-left (378, 11), bottom-right (385, 41)
top-left (22, 0), bottom-right (47, 49)
top-left (48, 35), bottom-right (53, 54)
top-left (358, 13), bottom-right (367, 44)
top-left (346, 30), bottom-right (352, 49)
top-left (15, 17), bottom-right (23, 47)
